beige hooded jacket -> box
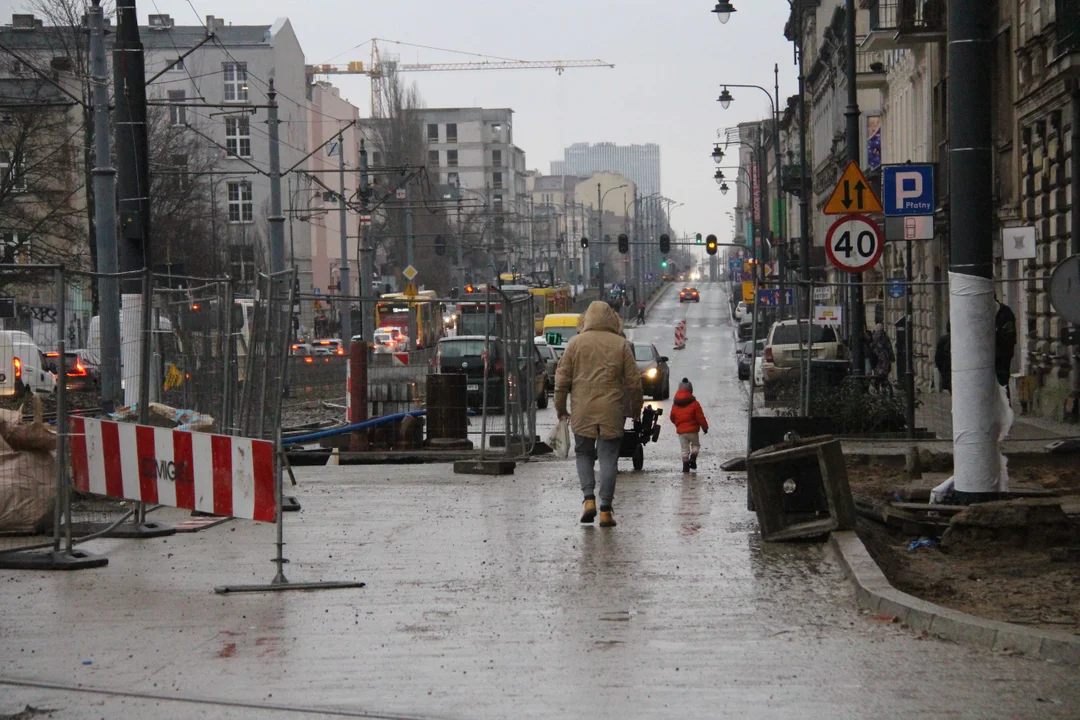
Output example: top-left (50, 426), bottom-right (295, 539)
top-left (554, 301), bottom-right (643, 439)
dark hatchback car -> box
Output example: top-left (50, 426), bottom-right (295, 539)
top-left (435, 336), bottom-right (548, 412)
top-left (633, 342), bottom-right (670, 399)
top-left (44, 350), bottom-right (99, 391)
top-left (737, 339), bottom-right (765, 380)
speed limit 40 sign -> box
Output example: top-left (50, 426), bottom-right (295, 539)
top-left (825, 214), bottom-right (883, 273)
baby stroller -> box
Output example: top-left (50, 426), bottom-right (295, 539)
top-left (619, 405), bottom-right (663, 471)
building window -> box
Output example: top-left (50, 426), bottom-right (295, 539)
top-left (372, 151), bottom-right (383, 166)
top-left (167, 90), bottom-right (186, 125)
top-left (427, 123), bottom-right (439, 141)
top-left (492, 172), bottom-right (503, 189)
top-left (428, 150), bottom-right (440, 166)
top-left (447, 171), bottom-right (459, 186)
top-left (0, 151), bottom-right (25, 192)
top-left (446, 123), bottom-right (457, 143)
top-left (226, 180), bottom-right (253, 223)
top-left (1, 231), bottom-right (27, 264)
top-left (447, 150), bottom-right (458, 167)
top-left (225, 117), bottom-right (251, 158)
top-left (168, 57), bottom-right (185, 72)
top-left (169, 154), bottom-right (190, 191)
top-left (229, 244), bottom-right (256, 283)
top-left (491, 122), bottom-right (501, 134)
top-left (492, 149), bottom-right (502, 166)
top-left (223, 62), bottom-right (248, 103)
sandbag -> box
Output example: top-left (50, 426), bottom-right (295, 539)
top-left (0, 450), bottom-right (55, 534)
top-left (0, 395), bottom-right (55, 453)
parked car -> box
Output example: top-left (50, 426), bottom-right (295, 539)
top-left (737, 339), bottom-right (766, 381)
top-left (435, 336), bottom-right (547, 412)
top-left (762, 320), bottom-right (848, 398)
top-left (679, 286), bottom-right (700, 303)
top-left (533, 338), bottom-right (558, 394)
top-left (0, 331), bottom-right (56, 397)
top-left (44, 350), bottom-right (99, 391)
top-left (734, 301), bottom-right (749, 322)
top-left (633, 342), bottom-right (670, 400)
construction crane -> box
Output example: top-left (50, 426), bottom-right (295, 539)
top-left (306, 38), bottom-right (615, 117)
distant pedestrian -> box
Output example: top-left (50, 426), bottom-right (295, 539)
top-left (995, 299), bottom-right (1017, 389)
top-left (869, 323), bottom-right (895, 389)
top-left (636, 301), bottom-right (646, 326)
top-left (555, 301), bottom-right (643, 528)
top-left (669, 378), bottom-right (709, 473)
top-left (935, 322), bottom-right (951, 393)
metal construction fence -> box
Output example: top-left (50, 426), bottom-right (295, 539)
top-left (0, 264), bottom-right (295, 570)
top-left (736, 273), bottom-right (1076, 447)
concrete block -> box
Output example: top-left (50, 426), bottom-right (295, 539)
top-left (1038, 636), bottom-right (1080, 665)
top-left (929, 608), bottom-right (998, 647)
top-left (992, 624), bottom-right (1046, 657)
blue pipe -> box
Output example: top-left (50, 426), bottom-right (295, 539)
top-left (286, 410), bottom-right (427, 445)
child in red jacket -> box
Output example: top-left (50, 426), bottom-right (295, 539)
top-left (669, 378), bottom-right (709, 472)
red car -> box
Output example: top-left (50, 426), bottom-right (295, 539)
top-left (679, 287), bottom-right (700, 303)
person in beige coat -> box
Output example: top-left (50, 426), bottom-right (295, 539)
top-left (555, 301), bottom-right (643, 527)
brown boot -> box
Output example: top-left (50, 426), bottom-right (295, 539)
top-left (599, 509), bottom-right (617, 527)
top-left (580, 498), bottom-right (597, 523)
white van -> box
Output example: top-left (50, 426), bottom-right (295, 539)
top-left (0, 330), bottom-right (57, 396)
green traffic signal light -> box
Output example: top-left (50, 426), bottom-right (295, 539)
top-left (696, 233), bottom-right (703, 245)
top-left (661, 259), bottom-right (668, 268)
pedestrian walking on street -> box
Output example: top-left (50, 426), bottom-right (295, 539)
top-left (935, 322), bottom-right (951, 393)
top-left (869, 323), bottom-right (895, 390)
top-left (670, 378), bottom-right (709, 473)
top-left (636, 301), bottom-right (646, 326)
top-left (555, 301), bottom-right (643, 528)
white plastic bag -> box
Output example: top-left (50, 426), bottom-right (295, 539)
top-left (549, 418), bottom-right (570, 459)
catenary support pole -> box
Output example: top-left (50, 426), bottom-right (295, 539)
top-left (845, 0), bottom-right (865, 374)
top-left (797, 5), bottom-right (812, 319)
top-left (405, 172), bottom-right (415, 269)
top-left (949, 0), bottom-right (1002, 499)
top-left (773, 63), bottom-right (787, 320)
top-left (1071, 85), bottom-right (1080, 406)
top-left (268, 80), bottom-right (285, 274)
top-left (359, 140), bottom-right (375, 340)
top-left (337, 132), bottom-right (351, 346)
top-left (597, 183), bottom-right (605, 294)
top-left (89, 0), bottom-right (120, 412)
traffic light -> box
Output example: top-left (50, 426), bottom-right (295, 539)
top-left (696, 233), bottom-right (703, 245)
top-left (659, 233), bottom-right (670, 254)
top-left (434, 234), bottom-right (446, 256)
top-left (580, 236), bottom-right (589, 249)
top-left (617, 233), bottom-right (629, 254)
top-left (661, 258), bottom-right (669, 268)
top-left (706, 234), bottom-right (718, 256)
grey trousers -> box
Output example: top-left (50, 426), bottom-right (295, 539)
top-left (575, 433), bottom-right (621, 507)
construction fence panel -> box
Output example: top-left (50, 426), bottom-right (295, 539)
top-left (236, 271), bottom-right (295, 442)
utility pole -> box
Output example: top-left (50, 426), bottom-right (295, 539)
top-left (113, 0), bottom-right (150, 409)
top-left (267, 79), bottom-right (285, 274)
top-left (773, 63), bottom-right (786, 320)
top-left (844, 0), bottom-right (865, 373)
top-left (404, 172), bottom-right (415, 269)
top-left (456, 191), bottom-right (465, 290)
top-left (796, 3), bottom-right (812, 319)
top-left (756, 127), bottom-right (771, 286)
top-left (359, 140), bottom-right (375, 340)
top-left (597, 183), bottom-right (605, 295)
top-left (949, 0), bottom-right (999, 499)
top-left (89, 0), bottom-right (120, 412)
top-left (337, 131), bottom-right (351, 345)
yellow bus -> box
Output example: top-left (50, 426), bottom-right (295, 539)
top-left (542, 313), bottom-right (581, 347)
top-left (374, 290), bottom-right (444, 349)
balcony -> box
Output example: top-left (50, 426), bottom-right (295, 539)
top-left (781, 164), bottom-right (807, 195)
top-left (864, 0), bottom-right (947, 51)
top-left (856, 47), bottom-right (887, 89)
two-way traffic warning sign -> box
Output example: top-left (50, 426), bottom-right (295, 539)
top-left (824, 161), bottom-right (883, 215)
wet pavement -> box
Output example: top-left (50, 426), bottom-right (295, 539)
top-left (3, 283), bottom-right (1080, 718)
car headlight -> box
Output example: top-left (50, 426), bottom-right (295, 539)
top-left (645, 368), bottom-right (658, 379)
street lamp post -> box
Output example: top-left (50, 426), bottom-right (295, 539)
top-left (597, 182), bottom-right (628, 296)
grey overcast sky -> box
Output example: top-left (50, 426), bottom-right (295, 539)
top-left (46, 0), bottom-right (795, 262)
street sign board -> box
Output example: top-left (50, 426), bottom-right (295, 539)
top-left (402, 265), bottom-right (418, 281)
top-left (359, 215), bottom-right (372, 225)
top-left (757, 288), bottom-right (794, 307)
top-left (882, 164), bottom-right (934, 216)
top-left (327, 140), bottom-right (340, 157)
top-left (742, 281), bottom-right (754, 303)
top-left (824, 161), bottom-right (883, 215)
top-left (887, 278), bottom-right (905, 299)
top-left (825, 215), bottom-right (883, 273)
top-left (1049, 255), bottom-right (1080, 323)
top-left (885, 216), bottom-right (934, 241)
top-left (814, 305), bottom-right (843, 326)
top-left (812, 286), bottom-right (832, 301)
top-left (1002, 226), bottom-right (1037, 260)
top-left (395, 188), bottom-right (407, 200)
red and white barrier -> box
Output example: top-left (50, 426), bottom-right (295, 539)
top-left (674, 319), bottom-right (687, 350)
top-left (69, 417), bottom-right (276, 523)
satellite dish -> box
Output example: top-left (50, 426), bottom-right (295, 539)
top-left (1049, 255), bottom-right (1080, 324)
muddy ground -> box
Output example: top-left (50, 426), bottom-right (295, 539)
top-left (848, 458), bottom-right (1080, 635)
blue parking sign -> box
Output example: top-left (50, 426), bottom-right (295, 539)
top-left (882, 164), bottom-right (934, 216)
top-left (887, 278), bottom-right (905, 299)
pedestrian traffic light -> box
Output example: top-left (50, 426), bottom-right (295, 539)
top-left (580, 236), bottom-right (589, 249)
top-left (706, 234), bottom-right (718, 256)
top-left (617, 233), bottom-right (629, 254)
top-left (696, 233), bottom-right (703, 245)
top-left (659, 233), bottom-right (670, 254)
